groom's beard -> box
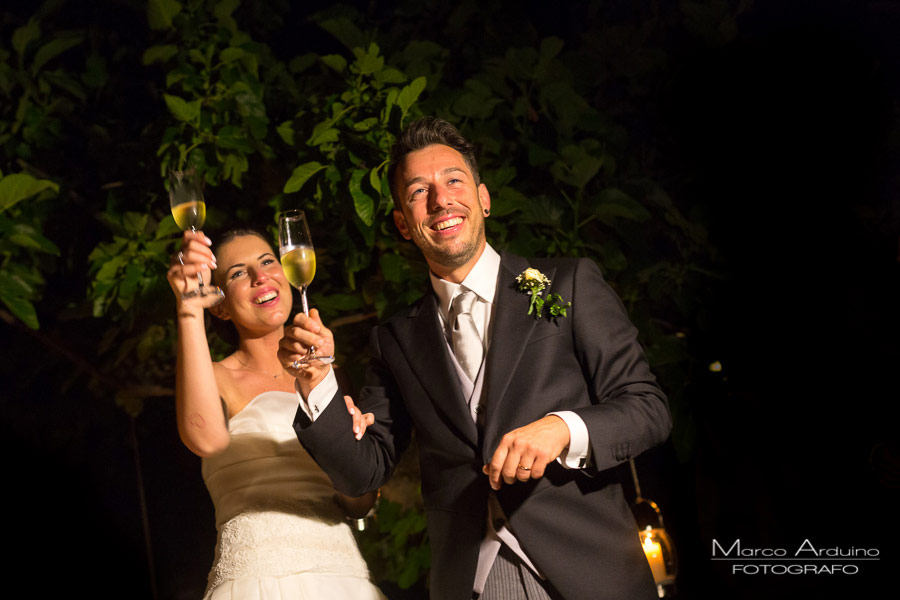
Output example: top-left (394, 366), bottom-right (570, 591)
top-left (412, 207), bottom-right (486, 272)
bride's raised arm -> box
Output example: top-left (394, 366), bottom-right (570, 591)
top-left (167, 230), bottom-right (230, 457)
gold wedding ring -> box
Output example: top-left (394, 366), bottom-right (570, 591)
top-left (517, 465), bottom-right (531, 471)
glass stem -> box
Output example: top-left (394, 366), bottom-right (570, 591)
top-left (190, 225), bottom-right (205, 294)
top-left (300, 286), bottom-right (310, 315)
top-left (300, 286), bottom-right (315, 358)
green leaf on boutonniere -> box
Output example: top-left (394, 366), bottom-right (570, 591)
top-left (546, 293), bottom-right (571, 317)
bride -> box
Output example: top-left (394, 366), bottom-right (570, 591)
top-left (168, 228), bottom-right (385, 599)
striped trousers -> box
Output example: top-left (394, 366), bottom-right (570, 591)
top-left (477, 544), bottom-right (564, 600)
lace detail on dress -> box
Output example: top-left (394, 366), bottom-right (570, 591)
top-left (206, 501), bottom-right (371, 591)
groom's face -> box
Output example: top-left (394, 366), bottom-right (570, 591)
top-left (392, 144), bottom-right (491, 282)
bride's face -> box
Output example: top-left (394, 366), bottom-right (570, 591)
top-left (211, 234), bottom-right (291, 332)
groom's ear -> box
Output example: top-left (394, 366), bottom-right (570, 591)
top-left (477, 183), bottom-right (491, 214)
top-left (393, 208), bottom-right (412, 240)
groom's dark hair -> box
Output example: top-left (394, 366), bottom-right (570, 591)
top-left (387, 117), bottom-right (480, 203)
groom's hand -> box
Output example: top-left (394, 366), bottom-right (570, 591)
top-left (344, 394), bottom-right (375, 441)
top-left (279, 308), bottom-right (335, 397)
top-left (483, 415), bottom-right (570, 490)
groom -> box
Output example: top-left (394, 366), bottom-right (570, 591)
top-left (282, 117), bottom-right (671, 600)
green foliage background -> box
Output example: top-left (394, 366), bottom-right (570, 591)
top-left (0, 0), bottom-right (746, 593)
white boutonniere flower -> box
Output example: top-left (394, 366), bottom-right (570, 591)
top-left (515, 268), bottom-right (571, 319)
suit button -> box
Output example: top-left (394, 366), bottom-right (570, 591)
top-left (493, 518), bottom-right (505, 530)
top-left (475, 404), bottom-right (485, 414)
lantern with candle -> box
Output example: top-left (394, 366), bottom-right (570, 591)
top-left (630, 461), bottom-right (678, 597)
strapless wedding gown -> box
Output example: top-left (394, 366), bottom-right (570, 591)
top-left (201, 391), bottom-right (385, 599)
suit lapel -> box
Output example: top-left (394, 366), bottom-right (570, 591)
top-left (392, 291), bottom-right (479, 447)
top-left (483, 254), bottom-right (556, 446)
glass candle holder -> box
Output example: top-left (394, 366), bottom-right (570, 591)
top-left (633, 498), bottom-right (678, 597)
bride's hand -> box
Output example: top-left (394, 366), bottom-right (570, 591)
top-left (166, 230), bottom-right (217, 301)
top-left (343, 395), bottom-right (374, 440)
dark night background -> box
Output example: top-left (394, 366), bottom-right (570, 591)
top-left (1, 0), bottom-right (898, 598)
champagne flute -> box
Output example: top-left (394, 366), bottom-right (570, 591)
top-left (278, 209), bottom-right (334, 367)
top-left (169, 169), bottom-right (224, 307)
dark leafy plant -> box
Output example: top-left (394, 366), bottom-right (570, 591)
top-left (357, 497), bottom-right (430, 591)
top-left (0, 6), bottom-right (84, 328)
top-left (278, 39), bottom-right (428, 318)
top-left (0, 170), bottom-right (59, 329)
top-left (145, 0), bottom-right (274, 185)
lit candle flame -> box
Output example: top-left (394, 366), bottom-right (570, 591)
top-left (641, 528), bottom-right (667, 583)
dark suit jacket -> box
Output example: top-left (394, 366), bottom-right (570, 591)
top-left (295, 252), bottom-right (671, 600)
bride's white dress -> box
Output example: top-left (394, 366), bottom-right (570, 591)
top-left (201, 391), bottom-right (385, 599)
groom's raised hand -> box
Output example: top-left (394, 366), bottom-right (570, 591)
top-left (279, 308), bottom-right (335, 397)
top-left (483, 415), bottom-right (570, 490)
top-left (279, 311), bottom-right (375, 440)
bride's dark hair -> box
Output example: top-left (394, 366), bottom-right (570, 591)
top-left (211, 227), bottom-right (272, 258)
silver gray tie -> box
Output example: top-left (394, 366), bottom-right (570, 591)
top-left (450, 289), bottom-right (483, 381)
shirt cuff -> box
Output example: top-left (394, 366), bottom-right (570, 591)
top-left (548, 411), bottom-right (591, 469)
top-left (295, 367), bottom-right (337, 421)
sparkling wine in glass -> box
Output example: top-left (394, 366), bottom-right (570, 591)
top-left (169, 169), bottom-right (224, 308)
top-left (278, 209), bottom-right (333, 367)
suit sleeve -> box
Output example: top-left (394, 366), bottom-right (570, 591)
top-left (294, 326), bottom-right (411, 497)
top-left (568, 258), bottom-right (672, 473)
